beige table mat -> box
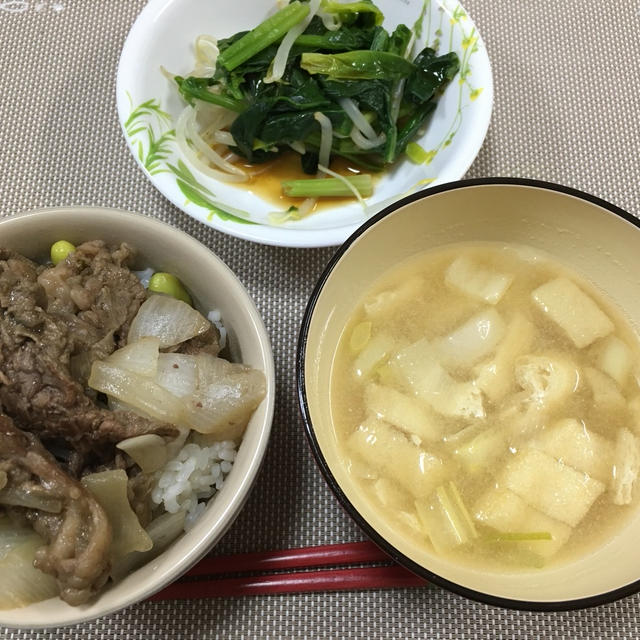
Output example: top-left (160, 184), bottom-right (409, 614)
top-left (1, 0), bottom-right (639, 637)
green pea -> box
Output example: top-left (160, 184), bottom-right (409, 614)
top-left (50, 240), bottom-right (76, 265)
top-left (148, 272), bottom-right (192, 306)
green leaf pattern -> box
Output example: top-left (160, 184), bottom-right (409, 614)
top-left (123, 92), bottom-right (257, 224)
top-left (167, 161), bottom-right (256, 225)
top-left (414, 0), bottom-right (484, 170)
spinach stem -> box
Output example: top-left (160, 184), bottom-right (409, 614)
top-left (219, 2), bottom-right (310, 71)
top-left (282, 174), bottom-right (373, 197)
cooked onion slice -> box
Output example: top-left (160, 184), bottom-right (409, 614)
top-left (106, 337), bottom-right (160, 376)
top-left (181, 354), bottom-right (266, 440)
top-left (81, 470), bottom-right (153, 561)
top-left (0, 488), bottom-right (63, 514)
top-left (91, 352), bottom-right (266, 443)
top-left (110, 511), bottom-right (186, 582)
top-left (108, 396), bottom-right (154, 420)
top-left (155, 353), bottom-right (199, 398)
top-left (0, 520), bottom-right (59, 609)
top-left (127, 295), bottom-right (210, 348)
top-left (116, 434), bottom-right (168, 474)
top-left (89, 361), bottom-right (184, 423)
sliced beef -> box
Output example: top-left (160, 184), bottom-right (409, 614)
top-left (0, 243), bottom-right (177, 468)
top-left (0, 415), bottom-right (112, 605)
top-left (127, 470), bottom-right (156, 528)
top-left (171, 323), bottom-right (221, 357)
top-left (37, 240), bottom-right (147, 376)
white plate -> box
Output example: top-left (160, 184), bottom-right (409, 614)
top-left (117, 0), bottom-right (493, 247)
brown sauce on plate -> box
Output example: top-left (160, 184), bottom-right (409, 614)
top-left (240, 151), bottom-right (375, 213)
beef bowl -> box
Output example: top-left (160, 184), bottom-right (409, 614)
top-left (298, 179), bottom-right (640, 610)
top-left (0, 207), bottom-right (275, 628)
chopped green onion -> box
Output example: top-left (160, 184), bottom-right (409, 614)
top-left (416, 481), bottom-right (478, 553)
top-left (406, 142), bottom-right (429, 164)
top-left (218, 2), bottom-right (310, 72)
top-left (282, 174), bottom-right (373, 198)
top-left (484, 531), bottom-right (553, 542)
top-left (435, 481), bottom-right (478, 544)
top-left (350, 321), bottom-right (372, 352)
top-left (446, 481), bottom-right (478, 539)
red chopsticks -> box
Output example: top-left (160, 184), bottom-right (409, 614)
top-left (150, 541), bottom-right (428, 600)
top-left (186, 541), bottom-right (391, 576)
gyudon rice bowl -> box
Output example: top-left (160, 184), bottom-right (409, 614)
top-left (0, 209), bottom-right (273, 623)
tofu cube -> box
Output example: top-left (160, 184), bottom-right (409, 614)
top-left (392, 338), bottom-right (485, 419)
top-left (473, 487), bottom-right (572, 558)
top-left (445, 256), bottom-right (514, 305)
top-left (531, 418), bottom-right (613, 483)
top-left (454, 427), bottom-right (507, 474)
top-left (500, 449), bottom-right (605, 527)
top-left (347, 417), bottom-right (447, 498)
top-left (531, 277), bottom-right (613, 348)
top-left (475, 312), bottom-right (535, 402)
top-left (365, 383), bottom-right (442, 442)
top-left (584, 367), bottom-right (626, 411)
top-left (593, 335), bottom-right (633, 387)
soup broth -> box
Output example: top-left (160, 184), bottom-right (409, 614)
top-left (330, 242), bottom-right (640, 571)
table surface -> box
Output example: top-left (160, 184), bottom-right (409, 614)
top-left (1, 1), bottom-right (640, 638)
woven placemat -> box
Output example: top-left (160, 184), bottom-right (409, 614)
top-left (1, 0), bottom-right (639, 637)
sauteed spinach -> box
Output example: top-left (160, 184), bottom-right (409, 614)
top-left (173, 0), bottom-right (459, 193)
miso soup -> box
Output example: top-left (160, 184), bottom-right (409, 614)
top-left (330, 243), bottom-right (640, 571)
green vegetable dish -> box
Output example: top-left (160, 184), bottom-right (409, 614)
top-left (171, 0), bottom-right (459, 214)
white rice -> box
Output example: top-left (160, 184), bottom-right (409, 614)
top-left (207, 309), bottom-right (227, 350)
top-left (133, 267), bottom-right (155, 289)
top-left (151, 440), bottom-right (237, 531)
top-left (128, 277), bottom-right (233, 531)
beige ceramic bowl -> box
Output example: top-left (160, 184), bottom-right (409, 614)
top-left (0, 207), bottom-right (275, 628)
top-left (298, 179), bottom-right (640, 610)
